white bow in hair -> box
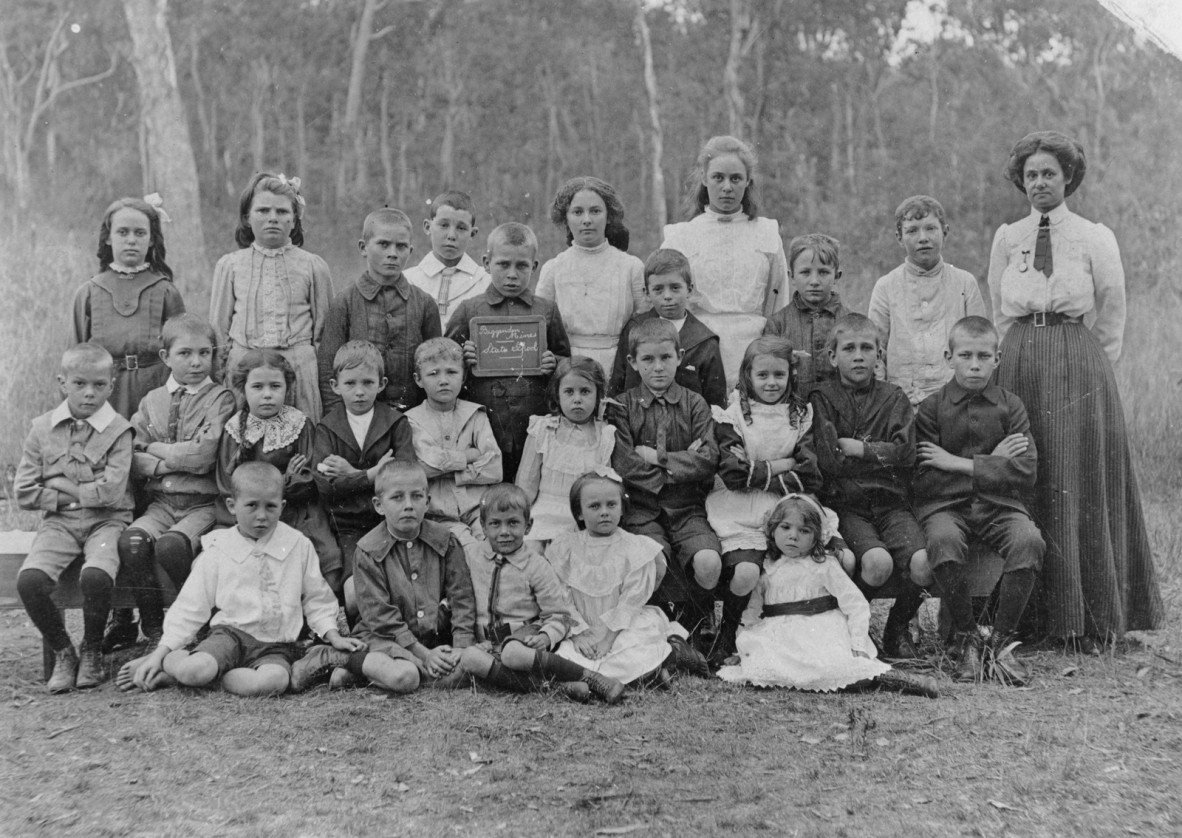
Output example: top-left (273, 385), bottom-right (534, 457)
top-left (143, 193), bottom-right (172, 224)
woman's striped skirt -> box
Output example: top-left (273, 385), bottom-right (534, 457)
top-left (997, 320), bottom-right (1163, 639)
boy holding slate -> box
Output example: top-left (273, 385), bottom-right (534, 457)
top-left (445, 223), bottom-right (570, 481)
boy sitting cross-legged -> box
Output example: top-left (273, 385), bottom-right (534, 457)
top-left (314, 460), bottom-right (478, 693)
top-left (16, 343), bottom-right (135, 692)
top-left (810, 313), bottom-right (932, 659)
top-left (457, 484), bottom-right (625, 704)
top-left (126, 462), bottom-right (364, 695)
top-left (914, 316), bottom-right (1044, 685)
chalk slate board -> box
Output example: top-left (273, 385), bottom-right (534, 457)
top-left (470, 315), bottom-right (547, 377)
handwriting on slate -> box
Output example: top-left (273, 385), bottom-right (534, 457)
top-left (480, 326), bottom-right (539, 362)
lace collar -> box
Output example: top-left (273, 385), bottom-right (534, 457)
top-left (225, 405), bottom-right (307, 451)
top-left (109, 262), bottom-right (151, 275)
top-left (704, 206), bottom-right (747, 223)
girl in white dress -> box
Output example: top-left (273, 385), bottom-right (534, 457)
top-left (705, 336), bottom-right (842, 663)
top-left (516, 357), bottom-right (615, 547)
top-left (548, 471), bottom-right (708, 685)
top-left (718, 495), bottom-right (937, 697)
top-left (535, 177), bottom-right (647, 373)
top-left (662, 136), bottom-right (789, 385)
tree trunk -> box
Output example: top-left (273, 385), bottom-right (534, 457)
top-left (122, 0), bottom-right (209, 295)
top-left (634, 1), bottom-right (666, 229)
top-left (345, 0), bottom-right (392, 193)
top-left (724, 0), bottom-right (748, 136)
top-left (250, 59), bottom-right (268, 175)
top-left (379, 70), bottom-right (395, 203)
top-left (295, 82), bottom-right (308, 183)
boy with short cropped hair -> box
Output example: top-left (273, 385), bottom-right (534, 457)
top-left (763, 233), bottom-right (849, 396)
top-left (405, 190), bottom-right (491, 329)
top-left (16, 343), bottom-right (134, 692)
top-left (810, 313), bottom-right (931, 659)
top-left (404, 337), bottom-right (501, 544)
top-left (322, 460), bottom-right (478, 693)
top-left (128, 462), bottom-right (364, 695)
top-left (608, 317), bottom-right (718, 663)
top-left (458, 484), bottom-right (625, 703)
top-left (915, 316), bottom-right (1044, 685)
top-left (609, 248), bottom-right (726, 408)
top-left (114, 314), bottom-right (237, 651)
top-left (317, 207), bottom-right (441, 412)
top-left (313, 340), bottom-right (416, 620)
top-left (868, 196), bottom-right (986, 406)
top-left (445, 222), bottom-right (571, 481)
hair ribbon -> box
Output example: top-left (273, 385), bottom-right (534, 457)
top-left (143, 193), bottom-right (172, 224)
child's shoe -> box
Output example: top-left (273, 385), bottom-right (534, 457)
top-left (47, 645), bottom-right (79, 694)
top-left (75, 643), bottom-right (106, 689)
top-left (290, 645), bottom-right (351, 692)
top-left (558, 681), bottom-right (592, 703)
top-left (951, 631), bottom-right (983, 683)
top-left (875, 668), bottom-right (939, 698)
top-left (101, 610), bottom-right (140, 653)
top-left (665, 635), bottom-right (710, 678)
top-left (985, 635), bottom-right (1029, 687)
top-left (581, 671), bottom-right (626, 705)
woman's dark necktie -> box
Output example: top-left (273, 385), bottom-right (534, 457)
top-left (1034, 215), bottom-right (1054, 277)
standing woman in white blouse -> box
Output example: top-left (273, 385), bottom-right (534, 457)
top-left (989, 130), bottom-right (1162, 649)
top-left (534, 177), bottom-right (647, 374)
top-left (662, 136), bottom-right (789, 386)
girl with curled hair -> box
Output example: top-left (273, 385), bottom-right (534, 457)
top-left (717, 495), bottom-right (937, 697)
top-left (534, 177), bottom-right (647, 373)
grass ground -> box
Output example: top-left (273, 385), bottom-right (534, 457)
top-left (1, 219), bottom-right (1180, 836)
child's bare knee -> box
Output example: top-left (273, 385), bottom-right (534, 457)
top-left (840, 548), bottom-right (857, 577)
top-left (860, 549), bottom-right (893, 587)
top-left (366, 656), bottom-right (419, 693)
top-left (909, 550), bottom-right (933, 586)
top-left (692, 551), bottom-right (722, 589)
top-left (459, 646), bottom-right (495, 678)
top-left (169, 651), bottom-right (218, 687)
top-left (729, 562), bottom-right (761, 596)
top-left (499, 640), bottom-right (535, 671)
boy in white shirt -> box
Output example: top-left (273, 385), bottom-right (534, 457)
top-left (404, 191), bottom-right (490, 329)
top-left (868, 195), bottom-right (986, 406)
top-left (126, 462), bottom-right (364, 695)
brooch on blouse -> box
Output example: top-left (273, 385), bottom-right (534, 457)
top-left (1019, 249), bottom-right (1030, 273)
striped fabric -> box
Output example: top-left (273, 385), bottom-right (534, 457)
top-left (997, 321), bottom-right (1163, 638)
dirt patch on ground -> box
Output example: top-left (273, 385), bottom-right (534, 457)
top-left (2, 611), bottom-right (1179, 837)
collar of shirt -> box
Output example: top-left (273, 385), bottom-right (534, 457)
top-left (946, 377), bottom-right (1002, 406)
top-left (791, 290), bottom-right (844, 316)
top-left (904, 258), bottom-right (945, 278)
top-left (226, 521), bottom-right (300, 563)
top-left (166, 375), bottom-right (214, 395)
top-left (367, 517), bottom-right (453, 559)
top-left (638, 381), bottom-right (684, 408)
top-left (1026, 202), bottom-right (1071, 227)
top-left (702, 206), bottom-right (748, 224)
top-left (418, 251), bottom-right (481, 279)
top-left (357, 270), bottom-right (409, 301)
top-left (483, 285), bottom-right (535, 306)
top-left (480, 542), bottom-right (533, 570)
top-left (659, 314), bottom-right (688, 332)
top-left (51, 400), bottom-right (118, 432)
top-left (252, 242), bottom-right (294, 258)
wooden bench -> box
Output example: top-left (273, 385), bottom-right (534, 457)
top-left (0, 531), bottom-right (178, 678)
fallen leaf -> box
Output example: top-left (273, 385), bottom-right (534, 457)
top-left (800, 736), bottom-right (822, 745)
top-left (988, 799), bottom-right (1019, 811)
top-left (469, 751), bottom-right (493, 764)
top-left (875, 738), bottom-right (890, 747)
top-left (1136, 666), bottom-right (1151, 679)
top-left (1103, 765), bottom-right (1124, 773)
top-left (833, 733), bottom-right (849, 742)
top-left (594, 825), bottom-right (647, 836)
top-left (912, 797), bottom-right (931, 804)
top-left (1067, 687), bottom-right (1084, 696)
top-left (459, 806), bottom-right (474, 814)
top-left (1061, 665), bottom-right (1079, 677)
top-left (462, 765), bottom-right (483, 777)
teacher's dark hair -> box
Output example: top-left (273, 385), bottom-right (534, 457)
top-left (1003, 131), bottom-right (1087, 198)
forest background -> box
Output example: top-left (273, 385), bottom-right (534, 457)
top-left (1, 0), bottom-right (1181, 478)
